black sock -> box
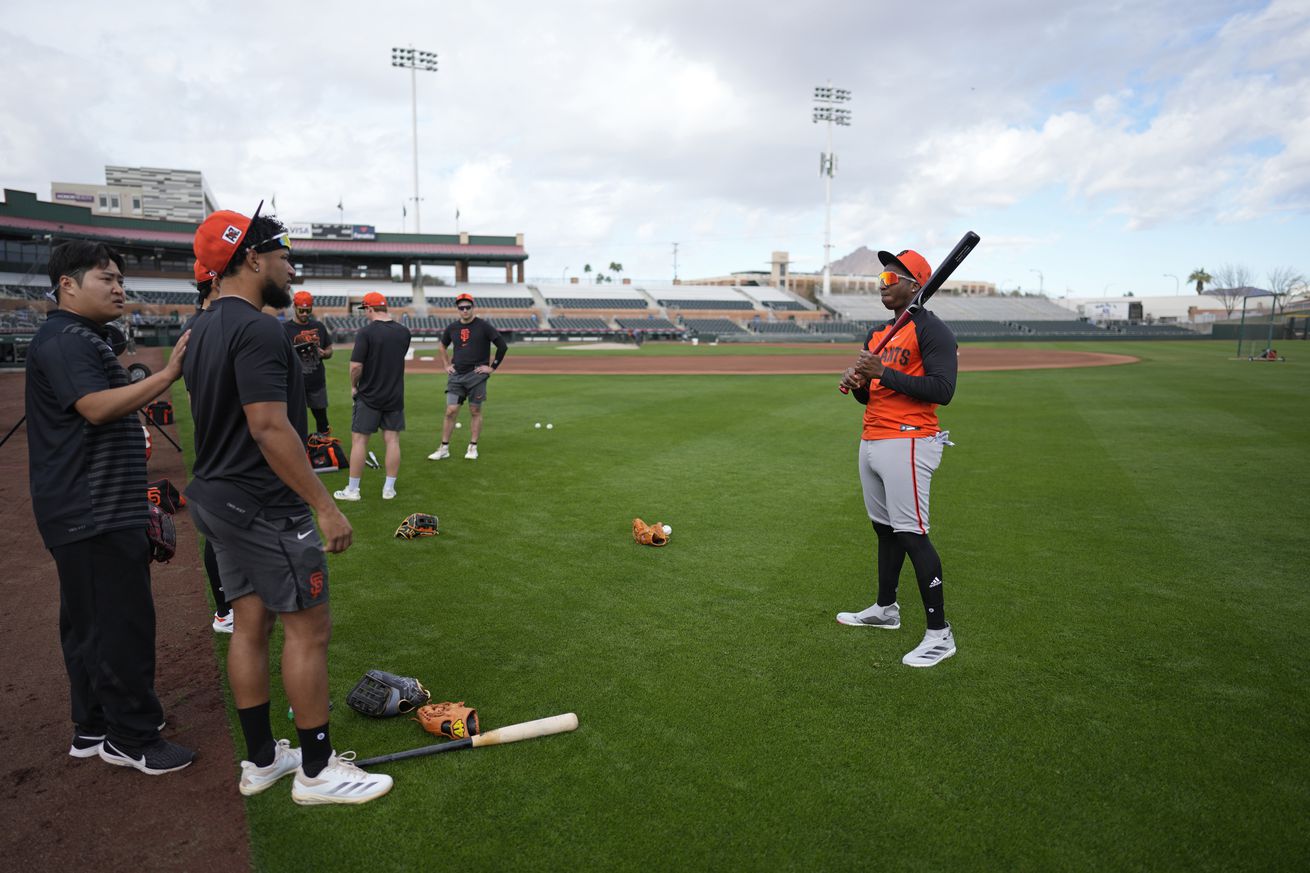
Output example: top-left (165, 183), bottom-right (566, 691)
top-left (311, 408), bottom-right (329, 433)
top-left (469, 441), bottom-right (477, 446)
top-left (237, 702), bottom-right (275, 766)
top-left (897, 532), bottom-right (947, 630)
top-left (441, 440), bottom-right (449, 447)
top-left (203, 540), bottom-right (229, 616)
top-left (297, 722), bottom-right (332, 777)
top-left (873, 522), bottom-right (906, 607)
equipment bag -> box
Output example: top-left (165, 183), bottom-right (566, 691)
top-left (307, 433), bottom-right (347, 473)
top-left (146, 478), bottom-right (186, 514)
top-left (146, 400), bottom-right (175, 426)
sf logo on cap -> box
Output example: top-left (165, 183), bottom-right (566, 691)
top-left (222, 225), bottom-right (242, 244)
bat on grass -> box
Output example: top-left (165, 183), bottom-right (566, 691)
top-left (839, 230), bottom-right (981, 393)
top-left (356, 712), bottom-right (579, 767)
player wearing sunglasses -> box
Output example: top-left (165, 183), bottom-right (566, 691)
top-left (428, 293), bottom-right (507, 461)
top-left (835, 248), bottom-right (960, 668)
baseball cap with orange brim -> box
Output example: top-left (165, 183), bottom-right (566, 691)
top-left (877, 249), bottom-right (932, 286)
top-left (194, 260), bottom-right (217, 286)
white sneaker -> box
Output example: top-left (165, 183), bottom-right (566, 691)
top-left (333, 488), bottom-right (361, 501)
top-left (902, 624), bottom-right (956, 667)
top-left (212, 611), bottom-right (234, 634)
top-left (836, 602), bottom-right (900, 629)
top-left (427, 445), bottom-right (450, 460)
top-left (291, 750), bottom-right (393, 806)
top-left (239, 739), bottom-right (302, 796)
top-left (382, 487), bottom-right (397, 500)
top-left (464, 444), bottom-right (478, 460)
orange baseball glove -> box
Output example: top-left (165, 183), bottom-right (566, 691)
top-left (632, 518), bottom-right (670, 547)
top-left (414, 701), bottom-right (480, 740)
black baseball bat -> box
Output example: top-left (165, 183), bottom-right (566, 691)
top-left (839, 230), bottom-right (981, 393)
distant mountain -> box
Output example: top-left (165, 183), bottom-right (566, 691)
top-left (829, 246), bottom-right (882, 276)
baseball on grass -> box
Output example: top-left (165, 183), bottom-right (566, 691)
top-left (456, 422), bottom-right (462, 428)
top-left (662, 524), bottom-right (672, 535)
top-left (546, 423), bottom-right (554, 430)
top-left (535, 422), bottom-right (541, 428)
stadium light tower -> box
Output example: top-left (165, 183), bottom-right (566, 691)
top-left (391, 46), bottom-right (439, 233)
top-left (813, 83), bottom-right (851, 297)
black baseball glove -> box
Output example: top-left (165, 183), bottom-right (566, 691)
top-left (346, 670), bottom-right (431, 717)
top-left (146, 502), bottom-right (176, 563)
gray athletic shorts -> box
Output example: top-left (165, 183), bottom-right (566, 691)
top-left (191, 502), bottom-right (329, 613)
top-left (352, 398), bottom-right (405, 434)
top-left (446, 370), bottom-right (489, 406)
top-left (858, 432), bottom-right (951, 534)
top-left (305, 385), bottom-right (328, 409)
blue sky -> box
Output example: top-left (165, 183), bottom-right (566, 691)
top-left (2, 0), bottom-right (1306, 295)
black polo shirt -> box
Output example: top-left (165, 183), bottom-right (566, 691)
top-left (25, 310), bottom-right (148, 548)
top-left (351, 319), bottom-right (411, 412)
top-left (284, 316), bottom-right (332, 392)
top-left (183, 297), bottom-right (309, 526)
top-left (440, 317), bottom-right (507, 373)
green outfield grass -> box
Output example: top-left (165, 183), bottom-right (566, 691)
top-left (406, 338), bottom-right (856, 356)
top-left (178, 340), bottom-right (1310, 872)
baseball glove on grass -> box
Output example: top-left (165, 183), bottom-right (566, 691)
top-left (633, 517), bottom-right (669, 547)
top-left (414, 701), bottom-right (480, 740)
top-left (346, 670), bottom-right (431, 717)
top-left (146, 502), bottom-right (176, 563)
top-left (395, 512), bottom-right (439, 539)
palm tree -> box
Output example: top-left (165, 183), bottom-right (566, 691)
top-left (1188, 268), bottom-right (1212, 294)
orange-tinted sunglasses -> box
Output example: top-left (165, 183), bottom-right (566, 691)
top-left (878, 270), bottom-right (918, 289)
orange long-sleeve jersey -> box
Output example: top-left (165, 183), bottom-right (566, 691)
top-left (854, 309), bottom-right (958, 439)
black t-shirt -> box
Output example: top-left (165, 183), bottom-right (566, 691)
top-left (351, 319), bottom-right (411, 411)
top-left (284, 317), bottom-right (332, 392)
top-left (182, 297), bottom-right (309, 525)
top-left (25, 310), bottom-right (148, 548)
top-left (441, 317), bottom-right (507, 373)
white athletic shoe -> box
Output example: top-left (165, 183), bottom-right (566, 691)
top-left (239, 739), bottom-right (302, 796)
top-left (382, 487), bottom-right (397, 500)
top-left (427, 445), bottom-right (450, 460)
top-left (902, 624), bottom-right (956, 668)
top-left (291, 750), bottom-right (393, 806)
top-left (333, 488), bottom-right (361, 501)
top-left (212, 611), bottom-right (234, 634)
top-left (464, 444), bottom-right (478, 460)
top-left (836, 602), bottom-right (901, 629)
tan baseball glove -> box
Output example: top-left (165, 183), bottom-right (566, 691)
top-left (632, 518), bottom-right (670, 547)
top-left (414, 701), bottom-right (480, 740)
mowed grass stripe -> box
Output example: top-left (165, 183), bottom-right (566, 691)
top-left (168, 340), bottom-right (1307, 871)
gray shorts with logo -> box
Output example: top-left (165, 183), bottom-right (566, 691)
top-left (446, 370), bottom-right (490, 406)
top-left (352, 398), bottom-right (405, 434)
top-left (191, 501), bottom-right (329, 613)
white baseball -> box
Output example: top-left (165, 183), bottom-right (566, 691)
top-left (546, 423), bottom-right (554, 430)
top-left (662, 525), bottom-right (672, 535)
top-left (535, 422), bottom-right (542, 428)
top-left (455, 422), bottom-right (462, 428)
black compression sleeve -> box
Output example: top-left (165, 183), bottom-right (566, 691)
top-left (877, 314), bottom-right (957, 405)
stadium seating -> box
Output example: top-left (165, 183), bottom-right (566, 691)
top-left (547, 297), bottom-right (647, 309)
top-left (683, 318), bottom-right (748, 335)
top-left (751, 322), bottom-right (810, 335)
top-left (1012, 320), bottom-right (1108, 336)
top-left (763, 300), bottom-right (808, 311)
top-left (548, 316), bottom-right (611, 330)
top-left (809, 321), bottom-right (863, 335)
top-left (942, 319), bottom-right (1027, 337)
top-left (485, 317), bottom-right (538, 331)
top-left (616, 317), bottom-right (677, 330)
top-left (1115, 324), bottom-right (1199, 337)
top-left (429, 296), bottom-right (535, 309)
top-left (661, 298), bottom-right (755, 310)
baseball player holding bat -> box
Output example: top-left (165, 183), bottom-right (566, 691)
top-left (836, 247), bottom-right (959, 667)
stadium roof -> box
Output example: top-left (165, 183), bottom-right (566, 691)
top-left (0, 189), bottom-right (526, 261)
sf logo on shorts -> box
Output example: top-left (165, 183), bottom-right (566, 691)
top-left (309, 571), bottom-right (324, 598)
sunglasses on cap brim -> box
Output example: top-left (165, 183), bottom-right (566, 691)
top-left (252, 232), bottom-right (292, 254)
top-left (878, 270), bottom-right (919, 289)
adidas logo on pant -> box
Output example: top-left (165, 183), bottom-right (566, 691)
top-left (929, 576), bottom-right (942, 588)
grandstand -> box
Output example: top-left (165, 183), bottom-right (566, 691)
top-left (683, 318), bottom-right (749, 336)
top-left (616, 316), bottom-right (678, 331)
top-left (736, 284), bottom-right (813, 312)
top-left (536, 284), bottom-right (647, 311)
top-left (750, 321), bottom-right (811, 335)
top-left (653, 284), bottom-right (757, 311)
top-left (548, 316), bottom-right (611, 331)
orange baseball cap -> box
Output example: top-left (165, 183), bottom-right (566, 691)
top-left (362, 291), bottom-right (387, 308)
top-left (455, 292), bottom-right (474, 305)
top-left (293, 291), bottom-right (313, 307)
top-left (877, 249), bottom-right (932, 286)
top-left (194, 201), bottom-right (263, 275)
top-left (194, 260), bottom-right (216, 285)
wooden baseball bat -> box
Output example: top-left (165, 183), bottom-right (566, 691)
top-left (355, 712), bottom-right (579, 767)
top-left (839, 230), bottom-right (981, 393)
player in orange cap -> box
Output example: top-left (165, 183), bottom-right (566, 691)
top-left (835, 247), bottom-right (959, 668)
top-left (284, 291), bottom-right (334, 435)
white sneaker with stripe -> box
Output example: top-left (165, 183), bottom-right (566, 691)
top-left (902, 624), bottom-right (956, 667)
top-left (291, 750), bottom-right (393, 805)
top-left (836, 602), bottom-right (900, 629)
